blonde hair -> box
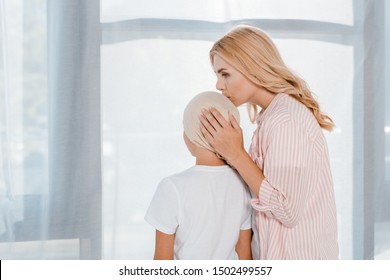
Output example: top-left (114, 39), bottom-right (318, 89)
top-left (209, 25), bottom-right (335, 132)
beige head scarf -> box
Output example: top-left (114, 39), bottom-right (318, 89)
top-left (183, 91), bottom-right (240, 155)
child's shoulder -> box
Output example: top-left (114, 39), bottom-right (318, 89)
top-left (157, 166), bottom-right (197, 185)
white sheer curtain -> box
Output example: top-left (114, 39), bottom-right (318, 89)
top-left (0, 0), bottom-right (101, 259)
top-left (0, 0), bottom-right (50, 258)
top-left (0, 0), bottom-right (389, 260)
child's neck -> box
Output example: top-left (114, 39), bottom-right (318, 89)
top-left (195, 148), bottom-right (226, 166)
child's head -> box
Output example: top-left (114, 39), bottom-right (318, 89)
top-left (183, 91), bottom-right (240, 158)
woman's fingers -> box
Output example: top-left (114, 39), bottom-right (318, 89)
top-left (199, 107), bottom-right (244, 162)
top-left (199, 107), bottom-right (238, 138)
top-left (208, 107), bottom-right (230, 128)
top-left (228, 111), bottom-right (240, 129)
top-left (200, 108), bottom-right (223, 133)
top-left (199, 114), bottom-right (215, 138)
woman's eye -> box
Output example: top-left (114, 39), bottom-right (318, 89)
top-left (222, 73), bottom-right (229, 78)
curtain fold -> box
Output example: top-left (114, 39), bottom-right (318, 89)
top-left (0, 0), bottom-right (14, 241)
top-left (361, 0), bottom-right (386, 259)
top-left (47, 0), bottom-right (102, 259)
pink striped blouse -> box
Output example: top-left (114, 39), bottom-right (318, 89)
top-left (249, 93), bottom-right (339, 259)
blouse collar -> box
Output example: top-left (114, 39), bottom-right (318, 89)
top-left (255, 92), bottom-right (286, 124)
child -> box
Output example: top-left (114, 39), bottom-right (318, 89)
top-left (145, 91), bottom-right (252, 260)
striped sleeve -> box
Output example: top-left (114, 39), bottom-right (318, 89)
top-left (251, 120), bottom-right (315, 228)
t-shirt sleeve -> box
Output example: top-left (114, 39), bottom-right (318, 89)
top-left (240, 188), bottom-right (253, 230)
top-left (144, 178), bottom-right (180, 235)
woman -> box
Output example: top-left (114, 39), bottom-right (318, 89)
top-left (199, 25), bottom-right (339, 259)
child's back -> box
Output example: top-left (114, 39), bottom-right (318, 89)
top-left (145, 164), bottom-right (251, 259)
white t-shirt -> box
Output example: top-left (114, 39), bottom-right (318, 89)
top-left (145, 165), bottom-right (252, 260)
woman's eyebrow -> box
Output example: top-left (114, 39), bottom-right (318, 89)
top-left (216, 68), bottom-right (227, 74)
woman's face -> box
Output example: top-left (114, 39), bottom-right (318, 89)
top-left (212, 54), bottom-right (259, 107)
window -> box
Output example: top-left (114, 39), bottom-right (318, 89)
top-left (100, 0), bottom-right (389, 259)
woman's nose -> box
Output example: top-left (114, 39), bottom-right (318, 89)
top-left (216, 78), bottom-right (225, 91)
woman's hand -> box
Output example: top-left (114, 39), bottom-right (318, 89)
top-left (199, 107), bottom-right (245, 164)
top-left (200, 107), bottom-right (265, 195)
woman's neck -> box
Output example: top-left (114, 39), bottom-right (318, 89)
top-left (252, 88), bottom-right (276, 110)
